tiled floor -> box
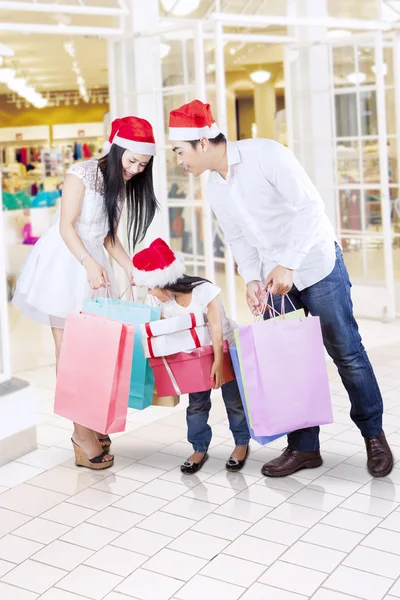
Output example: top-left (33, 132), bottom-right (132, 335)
top-left (3, 313), bottom-right (400, 598)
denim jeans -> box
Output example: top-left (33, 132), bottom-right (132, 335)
top-left (187, 379), bottom-right (250, 453)
top-left (264, 243), bottom-right (383, 452)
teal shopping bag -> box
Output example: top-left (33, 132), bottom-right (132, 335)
top-left (82, 298), bottom-right (160, 410)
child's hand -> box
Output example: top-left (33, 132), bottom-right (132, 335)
top-left (210, 360), bottom-right (224, 390)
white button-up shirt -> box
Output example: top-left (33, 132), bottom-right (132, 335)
top-left (207, 139), bottom-right (337, 290)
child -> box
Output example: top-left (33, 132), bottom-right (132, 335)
top-left (132, 238), bottom-right (250, 474)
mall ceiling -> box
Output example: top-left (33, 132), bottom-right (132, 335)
top-left (0, 0), bottom-right (397, 103)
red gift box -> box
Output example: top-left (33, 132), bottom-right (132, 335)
top-left (149, 341), bottom-right (235, 396)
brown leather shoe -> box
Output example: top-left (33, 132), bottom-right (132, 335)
top-left (365, 432), bottom-right (393, 477)
top-left (261, 447), bottom-right (323, 478)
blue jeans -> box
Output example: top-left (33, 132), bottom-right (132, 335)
top-left (187, 379), bottom-right (250, 453)
top-left (264, 243), bottom-right (383, 452)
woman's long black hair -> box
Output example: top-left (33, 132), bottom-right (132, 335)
top-left (98, 144), bottom-right (159, 249)
top-left (165, 275), bottom-right (211, 295)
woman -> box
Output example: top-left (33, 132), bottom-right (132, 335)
top-left (13, 116), bottom-right (158, 469)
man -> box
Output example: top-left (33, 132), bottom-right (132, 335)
top-left (168, 99), bottom-right (393, 478)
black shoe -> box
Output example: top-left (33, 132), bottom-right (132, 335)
top-left (226, 446), bottom-right (249, 472)
top-left (180, 453), bottom-right (208, 474)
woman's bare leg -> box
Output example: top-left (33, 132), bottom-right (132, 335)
top-left (51, 327), bottom-right (113, 462)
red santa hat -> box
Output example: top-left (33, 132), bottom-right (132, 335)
top-left (132, 238), bottom-right (185, 288)
top-left (103, 116), bottom-right (156, 155)
top-left (169, 99), bottom-right (220, 141)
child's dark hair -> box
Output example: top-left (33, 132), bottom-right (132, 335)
top-left (165, 275), bottom-right (210, 294)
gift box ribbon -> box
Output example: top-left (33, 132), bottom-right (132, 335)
top-left (144, 312), bottom-right (197, 338)
top-left (145, 325), bottom-right (201, 359)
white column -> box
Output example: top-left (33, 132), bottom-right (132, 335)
top-left (286, 0), bottom-right (336, 227)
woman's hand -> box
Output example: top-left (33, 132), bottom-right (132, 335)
top-left (84, 257), bottom-right (110, 290)
top-left (210, 360), bottom-right (224, 390)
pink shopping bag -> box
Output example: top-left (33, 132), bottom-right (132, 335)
top-left (54, 313), bottom-right (134, 434)
top-left (239, 315), bottom-right (333, 436)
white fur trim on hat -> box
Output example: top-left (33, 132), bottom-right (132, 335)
top-left (132, 258), bottom-right (185, 288)
top-left (169, 122), bottom-right (220, 141)
top-left (112, 134), bottom-right (156, 156)
top-left (103, 140), bottom-right (112, 153)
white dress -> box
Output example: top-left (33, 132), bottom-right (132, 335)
top-left (161, 282), bottom-right (237, 346)
top-left (13, 159), bottom-right (119, 328)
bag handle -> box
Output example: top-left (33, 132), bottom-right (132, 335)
top-left (161, 357), bottom-right (182, 395)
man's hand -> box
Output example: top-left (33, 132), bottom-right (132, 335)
top-left (246, 280), bottom-right (265, 316)
top-left (264, 265), bottom-right (293, 296)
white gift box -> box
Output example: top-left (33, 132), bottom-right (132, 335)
top-left (140, 310), bottom-right (205, 338)
top-left (142, 325), bottom-right (211, 358)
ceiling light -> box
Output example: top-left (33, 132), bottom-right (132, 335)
top-left (250, 70), bottom-right (272, 84)
top-left (0, 67), bottom-right (15, 83)
top-left (371, 63), bottom-right (388, 76)
top-left (8, 77), bottom-right (27, 93)
top-left (76, 75), bottom-right (84, 85)
top-left (327, 29), bottom-right (352, 39)
top-left (160, 43), bottom-right (171, 59)
top-left (0, 43), bottom-right (14, 57)
top-left (160, 0), bottom-right (200, 16)
top-left (347, 71), bottom-right (366, 84)
top-left (229, 47), bottom-right (236, 55)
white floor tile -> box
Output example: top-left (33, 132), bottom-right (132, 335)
top-left (175, 574), bottom-right (244, 600)
top-left (60, 523), bottom-right (119, 551)
top-left (223, 534), bottom-right (286, 566)
top-left (116, 463), bottom-right (166, 483)
top-left (302, 523), bottom-right (364, 552)
top-left (192, 513), bottom-right (250, 541)
top-left (39, 589), bottom-right (89, 600)
top-left (91, 475), bottom-right (144, 497)
top-left (362, 528), bottom-right (400, 555)
top-left (13, 518), bottom-right (70, 545)
top-left (2, 560), bottom-right (67, 594)
top-left (0, 463), bottom-right (44, 489)
top-left (85, 545), bottom-right (146, 577)
top-left (359, 480), bottom-right (400, 503)
top-left (323, 566), bottom-right (393, 600)
top-left (288, 488), bottom-right (343, 512)
top-left (36, 425), bottom-right (71, 448)
top-left (255, 474), bottom-right (309, 494)
top-left (0, 558), bottom-right (16, 577)
top-left (17, 448), bottom-right (73, 471)
top-left (142, 548), bottom-right (207, 581)
top-left (260, 561), bottom-right (327, 596)
top-left (0, 534), bottom-right (43, 564)
top-left (0, 582), bottom-right (39, 600)
top-left (326, 463), bottom-right (373, 484)
top-left (161, 496), bottom-right (218, 521)
top-left (133, 423), bottom-right (187, 445)
top-left (139, 452), bottom-right (185, 471)
top-left (137, 511), bottom-right (195, 538)
top-left (0, 508), bottom-right (31, 538)
top-left (320, 440), bottom-right (361, 457)
top-left (137, 479), bottom-right (187, 501)
top-left (88, 507), bottom-right (145, 532)
top-left (340, 493), bottom-right (398, 518)
top-left (379, 511), bottom-right (400, 533)
top-left (241, 584), bottom-right (308, 600)
top-left (110, 437), bottom-right (162, 460)
top-left (268, 501), bottom-right (326, 528)
top-left (389, 578), bottom-right (400, 597)
top-left (66, 488), bottom-right (121, 511)
top-left (280, 540), bottom-right (346, 573)
top-left (309, 474), bottom-right (364, 497)
top-left (56, 565), bottom-right (122, 600)
top-left (160, 467), bottom-right (211, 489)
top-left (246, 518), bottom-right (307, 546)
top-left (116, 568), bottom-right (183, 600)
top-left (112, 491), bottom-right (169, 515)
top-left (162, 442), bottom-right (193, 459)
top-left (321, 507), bottom-right (382, 534)
top-left (200, 553), bottom-right (266, 588)
top-left (0, 484), bottom-right (67, 517)
top-left (184, 482), bottom-right (238, 505)
top-left (206, 471), bottom-right (260, 491)
top-left (32, 539), bottom-right (94, 571)
top-left (28, 466), bottom-right (104, 497)
top-left (41, 502), bottom-right (96, 527)
top-left (215, 498), bottom-right (273, 524)
top-left (236, 484), bottom-right (291, 508)
top-left (313, 590), bottom-right (370, 600)
top-left (112, 527), bottom-right (172, 556)
top-left (344, 545), bottom-right (400, 579)
top-left (168, 530), bottom-right (229, 560)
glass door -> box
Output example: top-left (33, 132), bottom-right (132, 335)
top-left (0, 172), bottom-right (12, 384)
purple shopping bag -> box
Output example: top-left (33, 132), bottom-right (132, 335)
top-left (239, 316), bottom-right (333, 436)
